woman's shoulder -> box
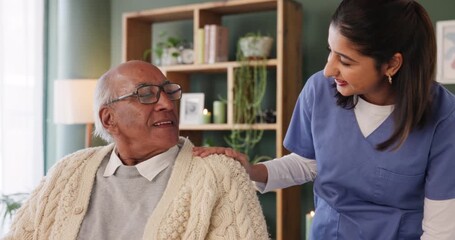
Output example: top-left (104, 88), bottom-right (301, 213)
top-left (302, 70), bottom-right (334, 99)
top-left (431, 83), bottom-right (455, 121)
top-left (305, 70), bottom-right (332, 89)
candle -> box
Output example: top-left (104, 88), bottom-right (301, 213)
top-left (202, 108), bottom-right (211, 124)
top-left (213, 101), bottom-right (226, 124)
top-left (305, 211), bottom-right (314, 240)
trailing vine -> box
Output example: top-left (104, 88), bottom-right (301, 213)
top-left (224, 37), bottom-right (270, 163)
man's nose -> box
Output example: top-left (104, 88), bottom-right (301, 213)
top-left (154, 93), bottom-right (174, 111)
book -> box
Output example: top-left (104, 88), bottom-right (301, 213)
top-left (207, 25), bottom-right (228, 64)
top-left (196, 28), bottom-right (205, 64)
top-left (204, 24), bottom-right (211, 64)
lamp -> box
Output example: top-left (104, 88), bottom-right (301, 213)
top-left (54, 79), bottom-right (97, 147)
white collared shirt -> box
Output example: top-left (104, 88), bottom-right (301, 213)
top-left (103, 145), bottom-right (179, 181)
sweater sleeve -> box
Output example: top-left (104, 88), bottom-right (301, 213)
top-left (207, 155), bottom-right (270, 240)
top-left (2, 179), bottom-right (45, 240)
top-left (2, 147), bottom-right (103, 240)
top-left (2, 158), bottom-right (69, 240)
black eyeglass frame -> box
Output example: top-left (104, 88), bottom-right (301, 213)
top-left (106, 81), bottom-right (182, 105)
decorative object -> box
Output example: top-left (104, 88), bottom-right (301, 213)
top-left (54, 79), bottom-right (97, 147)
top-left (262, 109), bottom-right (277, 123)
top-left (239, 32), bottom-right (274, 58)
top-left (202, 108), bottom-right (211, 124)
top-left (179, 93), bottom-right (205, 125)
top-left (436, 20), bottom-right (455, 84)
top-left (161, 47), bottom-right (180, 66)
top-left (213, 100), bottom-right (226, 124)
top-left (224, 33), bottom-right (270, 163)
top-left (143, 32), bottom-right (182, 66)
top-left (180, 48), bottom-right (194, 64)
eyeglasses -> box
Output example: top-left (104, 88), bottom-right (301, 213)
top-left (106, 81), bottom-right (182, 105)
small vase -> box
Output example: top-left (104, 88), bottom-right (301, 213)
top-left (161, 47), bottom-right (180, 66)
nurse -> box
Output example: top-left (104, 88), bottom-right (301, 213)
top-left (194, 0), bottom-right (455, 239)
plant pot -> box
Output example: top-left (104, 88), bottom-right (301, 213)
top-left (239, 36), bottom-right (273, 58)
top-left (161, 47), bottom-right (180, 66)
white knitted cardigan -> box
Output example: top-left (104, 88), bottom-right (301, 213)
top-left (3, 137), bottom-right (269, 240)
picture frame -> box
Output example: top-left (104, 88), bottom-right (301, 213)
top-left (436, 20), bottom-right (455, 84)
top-left (179, 93), bottom-right (205, 124)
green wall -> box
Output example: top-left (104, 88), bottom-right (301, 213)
top-left (44, 0), bottom-right (455, 238)
top-left (44, 0), bottom-right (111, 170)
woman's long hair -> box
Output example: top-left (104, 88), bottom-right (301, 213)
top-left (331, 0), bottom-right (436, 150)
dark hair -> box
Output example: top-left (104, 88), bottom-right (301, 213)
top-left (331, 0), bottom-right (436, 150)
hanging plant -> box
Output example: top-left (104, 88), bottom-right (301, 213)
top-left (224, 32), bottom-right (273, 164)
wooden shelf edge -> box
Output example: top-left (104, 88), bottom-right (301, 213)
top-left (159, 59), bottom-right (278, 73)
top-left (180, 123), bottom-right (277, 130)
top-left (124, 0), bottom-right (279, 23)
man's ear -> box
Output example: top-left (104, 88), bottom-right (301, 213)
top-left (385, 52), bottom-right (403, 76)
top-left (99, 106), bottom-right (117, 134)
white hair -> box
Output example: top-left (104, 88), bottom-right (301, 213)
top-left (93, 72), bottom-right (115, 143)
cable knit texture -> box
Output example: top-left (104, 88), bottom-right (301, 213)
top-left (2, 137), bottom-right (269, 240)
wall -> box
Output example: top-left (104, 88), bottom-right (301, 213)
top-left (45, 0), bottom-right (111, 170)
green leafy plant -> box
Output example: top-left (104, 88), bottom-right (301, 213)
top-left (143, 32), bottom-right (183, 64)
top-left (224, 33), bottom-right (272, 164)
top-left (1, 193), bottom-right (28, 226)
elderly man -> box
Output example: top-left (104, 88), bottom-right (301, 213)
top-left (4, 60), bottom-right (269, 240)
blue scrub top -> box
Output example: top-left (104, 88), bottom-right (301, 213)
top-left (284, 71), bottom-right (455, 240)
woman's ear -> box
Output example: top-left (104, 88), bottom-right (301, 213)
top-left (386, 53), bottom-right (403, 76)
top-left (99, 106), bottom-right (116, 134)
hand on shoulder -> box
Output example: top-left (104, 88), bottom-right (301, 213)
top-left (193, 147), bottom-right (251, 174)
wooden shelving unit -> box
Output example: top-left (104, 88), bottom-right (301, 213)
top-left (122, 0), bottom-right (303, 239)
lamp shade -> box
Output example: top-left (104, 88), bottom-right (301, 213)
top-left (54, 79), bottom-right (97, 124)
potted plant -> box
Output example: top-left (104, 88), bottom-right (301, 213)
top-left (1, 193), bottom-right (28, 227)
top-left (238, 32), bottom-right (274, 59)
top-left (224, 33), bottom-right (273, 163)
top-left (143, 32), bottom-right (182, 66)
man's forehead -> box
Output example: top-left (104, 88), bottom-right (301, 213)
top-left (116, 71), bottom-right (165, 85)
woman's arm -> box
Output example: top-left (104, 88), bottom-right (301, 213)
top-left (193, 147), bottom-right (317, 192)
top-left (421, 198), bottom-right (455, 240)
top-left (256, 153), bottom-right (317, 192)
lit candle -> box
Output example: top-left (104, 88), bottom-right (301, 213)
top-left (202, 108), bottom-right (211, 124)
top-left (305, 211), bottom-right (314, 240)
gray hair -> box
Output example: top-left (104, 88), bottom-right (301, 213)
top-left (93, 72), bottom-right (115, 143)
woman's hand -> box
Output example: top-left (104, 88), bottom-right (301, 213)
top-left (193, 147), bottom-right (252, 174)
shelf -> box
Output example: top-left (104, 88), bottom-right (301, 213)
top-left (122, 1), bottom-right (303, 239)
top-left (159, 59), bottom-right (278, 73)
top-left (180, 123), bottom-right (277, 131)
top-left (123, 0), bottom-right (278, 23)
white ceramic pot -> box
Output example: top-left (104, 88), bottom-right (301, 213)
top-left (161, 47), bottom-right (180, 66)
top-left (239, 36), bottom-right (274, 58)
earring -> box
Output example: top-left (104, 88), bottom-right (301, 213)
top-left (387, 74), bottom-right (392, 85)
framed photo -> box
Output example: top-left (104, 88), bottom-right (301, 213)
top-left (437, 20), bottom-right (455, 84)
top-left (179, 93), bottom-right (205, 124)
